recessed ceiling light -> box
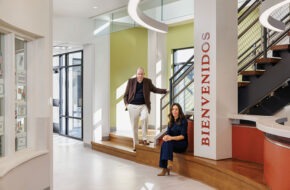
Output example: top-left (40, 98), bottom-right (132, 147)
top-left (93, 6), bottom-right (98, 9)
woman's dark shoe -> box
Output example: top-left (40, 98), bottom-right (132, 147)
top-left (143, 140), bottom-right (150, 145)
top-left (157, 168), bottom-right (170, 176)
top-left (167, 160), bottom-right (173, 170)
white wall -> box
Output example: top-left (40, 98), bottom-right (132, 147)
top-left (53, 16), bottom-right (95, 45)
top-left (0, 0), bottom-right (51, 37)
top-left (93, 35), bottom-right (110, 140)
top-left (0, 0), bottom-right (52, 189)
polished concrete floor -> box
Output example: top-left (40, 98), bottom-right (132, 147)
top-left (53, 134), bottom-right (215, 190)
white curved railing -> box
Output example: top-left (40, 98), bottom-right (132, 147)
top-left (128, 0), bottom-right (168, 33)
top-left (259, 0), bottom-right (290, 32)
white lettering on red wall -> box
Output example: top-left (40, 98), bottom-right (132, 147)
top-left (200, 32), bottom-right (210, 146)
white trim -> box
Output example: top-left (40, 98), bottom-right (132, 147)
top-left (229, 114), bottom-right (290, 138)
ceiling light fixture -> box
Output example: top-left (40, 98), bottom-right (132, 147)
top-left (127, 0), bottom-right (168, 33)
top-left (259, 0), bottom-right (290, 32)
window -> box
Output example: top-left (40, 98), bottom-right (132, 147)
top-left (15, 38), bottom-right (27, 151)
top-left (173, 47), bottom-right (194, 75)
top-left (171, 47), bottom-right (194, 113)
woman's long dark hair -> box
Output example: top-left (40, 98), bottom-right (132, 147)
top-left (168, 103), bottom-right (185, 127)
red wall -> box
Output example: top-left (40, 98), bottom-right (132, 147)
top-left (232, 125), bottom-right (264, 164)
top-left (264, 138), bottom-right (290, 190)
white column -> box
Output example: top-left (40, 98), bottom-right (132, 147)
top-left (194, 0), bottom-right (237, 160)
top-left (27, 38), bottom-right (51, 151)
top-left (93, 34), bottom-right (110, 141)
top-left (4, 33), bottom-right (15, 156)
top-left (147, 31), bottom-right (167, 130)
top-left (83, 44), bottom-right (95, 145)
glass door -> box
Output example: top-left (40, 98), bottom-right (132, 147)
top-left (54, 51), bottom-right (83, 140)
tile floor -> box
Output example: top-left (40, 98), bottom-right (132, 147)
top-left (53, 134), bottom-right (215, 190)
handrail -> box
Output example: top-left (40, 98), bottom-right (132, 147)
top-left (159, 54), bottom-right (194, 131)
top-left (238, 0), bottom-right (251, 13)
top-left (169, 55), bottom-right (194, 106)
top-left (169, 54), bottom-right (194, 81)
top-left (172, 78), bottom-right (194, 100)
top-left (238, 18), bottom-right (290, 73)
top-left (238, 0), bottom-right (261, 24)
top-left (172, 63), bottom-right (194, 88)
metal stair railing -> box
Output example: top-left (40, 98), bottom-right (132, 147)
top-left (158, 0), bottom-right (264, 131)
top-left (159, 1), bottom-right (290, 131)
top-left (160, 55), bottom-right (194, 131)
top-left (238, 2), bottom-right (290, 73)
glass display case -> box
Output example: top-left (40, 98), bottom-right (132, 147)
top-left (15, 38), bottom-right (27, 151)
top-left (0, 33), bottom-right (4, 157)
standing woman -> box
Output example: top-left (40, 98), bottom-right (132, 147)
top-left (158, 103), bottom-right (188, 176)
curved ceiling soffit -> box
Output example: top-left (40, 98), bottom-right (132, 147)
top-left (128, 0), bottom-right (168, 33)
top-left (259, 0), bottom-right (290, 32)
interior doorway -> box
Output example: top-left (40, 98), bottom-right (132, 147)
top-left (53, 51), bottom-right (83, 140)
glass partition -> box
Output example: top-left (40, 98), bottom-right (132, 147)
top-left (161, 0), bottom-right (193, 22)
top-left (0, 33), bottom-right (4, 156)
top-left (15, 38), bottom-right (27, 151)
top-left (93, 0), bottom-right (194, 35)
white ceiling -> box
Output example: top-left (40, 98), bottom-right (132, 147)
top-left (53, 0), bottom-right (129, 18)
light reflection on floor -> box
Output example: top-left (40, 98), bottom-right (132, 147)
top-left (53, 134), bottom-right (215, 190)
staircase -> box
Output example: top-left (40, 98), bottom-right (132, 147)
top-left (239, 36), bottom-right (290, 114)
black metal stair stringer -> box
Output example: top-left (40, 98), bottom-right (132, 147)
top-left (239, 49), bottom-right (290, 113)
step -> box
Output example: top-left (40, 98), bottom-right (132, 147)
top-left (270, 44), bottom-right (290, 51)
top-left (91, 140), bottom-right (136, 161)
top-left (109, 133), bottom-right (133, 147)
top-left (238, 81), bottom-right (250, 87)
top-left (136, 145), bottom-right (267, 190)
top-left (240, 70), bottom-right (265, 76)
top-left (91, 138), bottom-right (268, 189)
top-left (255, 57), bottom-right (281, 64)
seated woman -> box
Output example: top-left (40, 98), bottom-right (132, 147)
top-left (157, 103), bottom-right (188, 176)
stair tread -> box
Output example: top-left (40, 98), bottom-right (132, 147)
top-left (238, 81), bottom-right (250, 87)
top-left (270, 44), bottom-right (290, 51)
top-left (93, 140), bottom-right (135, 153)
top-left (255, 57), bottom-right (281, 64)
top-left (240, 70), bottom-right (265, 76)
